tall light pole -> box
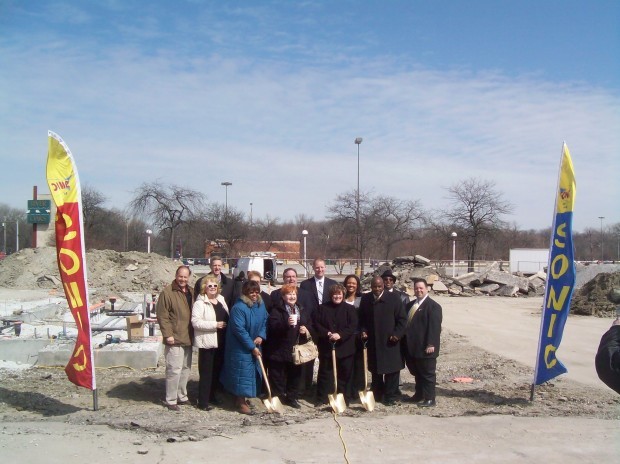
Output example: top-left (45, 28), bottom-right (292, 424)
top-left (598, 216), bottom-right (605, 261)
top-left (221, 182), bottom-right (232, 216)
top-left (250, 202), bottom-right (253, 226)
top-left (145, 229), bottom-right (152, 254)
top-left (354, 137), bottom-right (363, 273)
top-left (451, 232), bottom-right (457, 277)
top-left (302, 229), bottom-right (308, 278)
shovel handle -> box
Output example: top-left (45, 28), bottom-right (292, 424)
top-left (331, 343), bottom-right (339, 396)
top-left (363, 345), bottom-right (369, 391)
top-left (257, 356), bottom-right (272, 400)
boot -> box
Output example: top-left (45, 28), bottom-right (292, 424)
top-left (235, 396), bottom-right (252, 415)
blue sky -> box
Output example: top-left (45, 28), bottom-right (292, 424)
top-left (1, 0), bottom-right (618, 233)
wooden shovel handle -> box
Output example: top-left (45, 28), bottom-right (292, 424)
top-left (257, 356), bottom-right (272, 400)
top-left (331, 343), bottom-right (338, 396)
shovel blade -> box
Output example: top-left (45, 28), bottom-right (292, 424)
top-left (359, 390), bottom-right (376, 412)
top-left (328, 393), bottom-right (347, 414)
top-left (263, 396), bottom-right (284, 414)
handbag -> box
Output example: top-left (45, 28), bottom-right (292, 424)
top-left (292, 333), bottom-right (318, 365)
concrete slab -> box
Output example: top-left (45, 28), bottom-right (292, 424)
top-left (37, 338), bottom-right (163, 369)
top-left (0, 339), bottom-right (51, 364)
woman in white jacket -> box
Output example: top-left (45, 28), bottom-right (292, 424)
top-left (192, 276), bottom-right (229, 410)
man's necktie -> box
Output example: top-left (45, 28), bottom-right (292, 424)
top-left (407, 301), bottom-right (419, 326)
top-left (318, 280), bottom-right (323, 303)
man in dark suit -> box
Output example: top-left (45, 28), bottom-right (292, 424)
top-left (193, 256), bottom-right (234, 307)
top-left (299, 259), bottom-right (338, 392)
top-left (300, 258), bottom-right (339, 312)
top-left (359, 276), bottom-right (407, 405)
top-left (403, 278), bottom-right (443, 407)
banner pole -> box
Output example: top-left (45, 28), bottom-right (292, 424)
top-left (93, 389), bottom-right (98, 411)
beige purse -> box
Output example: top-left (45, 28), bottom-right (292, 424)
top-left (292, 333), bottom-right (318, 365)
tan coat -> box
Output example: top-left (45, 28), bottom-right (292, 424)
top-left (192, 293), bottom-right (229, 349)
top-left (156, 280), bottom-right (194, 346)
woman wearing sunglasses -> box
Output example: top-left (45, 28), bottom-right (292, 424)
top-left (191, 276), bottom-right (229, 411)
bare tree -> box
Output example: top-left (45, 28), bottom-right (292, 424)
top-left (205, 203), bottom-right (248, 256)
top-left (328, 190), bottom-right (424, 271)
top-left (373, 196), bottom-right (425, 259)
top-left (443, 178), bottom-right (513, 272)
top-left (81, 185), bottom-right (107, 233)
top-left (129, 182), bottom-right (206, 258)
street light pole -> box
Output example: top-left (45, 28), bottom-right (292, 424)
top-left (598, 216), bottom-right (605, 261)
top-left (250, 202), bottom-right (253, 226)
top-left (302, 229), bottom-right (308, 278)
top-left (221, 182), bottom-right (232, 216)
top-left (354, 137), bottom-right (363, 273)
top-left (451, 232), bottom-right (457, 277)
top-left (146, 229), bottom-right (152, 254)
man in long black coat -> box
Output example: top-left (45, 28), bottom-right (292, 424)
top-left (359, 276), bottom-right (407, 405)
top-left (403, 278), bottom-right (442, 407)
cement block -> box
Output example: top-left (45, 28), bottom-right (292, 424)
top-left (38, 339), bottom-right (163, 369)
top-left (0, 339), bottom-right (52, 364)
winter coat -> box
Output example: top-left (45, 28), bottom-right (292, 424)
top-left (358, 291), bottom-right (407, 374)
top-left (595, 325), bottom-right (620, 394)
top-left (314, 300), bottom-right (358, 359)
top-left (191, 294), bottom-right (229, 349)
top-left (194, 273), bottom-right (235, 308)
top-left (264, 301), bottom-right (312, 363)
top-left (220, 295), bottom-right (268, 397)
top-left (156, 280), bottom-right (194, 347)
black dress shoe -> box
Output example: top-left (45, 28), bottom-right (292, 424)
top-left (383, 398), bottom-right (398, 406)
top-left (197, 405), bottom-right (213, 411)
top-left (406, 395), bottom-right (424, 403)
top-left (417, 399), bottom-right (436, 407)
top-left (286, 399), bottom-right (302, 409)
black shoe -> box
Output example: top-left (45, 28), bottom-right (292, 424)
top-left (418, 399), bottom-right (436, 407)
top-left (383, 398), bottom-right (398, 406)
top-left (177, 399), bottom-right (191, 406)
top-left (209, 397), bottom-right (222, 406)
top-left (197, 405), bottom-right (213, 411)
top-left (406, 395), bottom-right (424, 403)
top-left (286, 398), bottom-right (302, 409)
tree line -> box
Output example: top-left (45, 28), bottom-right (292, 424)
top-left (1, 178), bottom-right (618, 268)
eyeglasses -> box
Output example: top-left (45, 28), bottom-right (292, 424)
top-left (206, 284), bottom-right (218, 288)
top-left (383, 277), bottom-right (394, 282)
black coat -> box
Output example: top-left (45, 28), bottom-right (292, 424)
top-left (264, 301), bottom-right (312, 363)
top-left (358, 291), bottom-right (407, 374)
top-left (314, 300), bottom-right (358, 359)
top-left (403, 297), bottom-right (442, 358)
top-left (595, 325), bottom-right (620, 394)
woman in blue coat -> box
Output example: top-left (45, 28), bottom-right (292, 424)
top-left (220, 280), bottom-right (268, 415)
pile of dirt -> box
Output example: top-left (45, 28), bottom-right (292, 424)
top-left (571, 271), bottom-right (620, 317)
top-left (0, 247), bottom-right (181, 297)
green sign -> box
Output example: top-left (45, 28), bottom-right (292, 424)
top-left (27, 199), bottom-right (51, 209)
top-left (27, 213), bottom-right (51, 224)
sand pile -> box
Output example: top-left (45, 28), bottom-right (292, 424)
top-left (570, 271), bottom-right (620, 317)
top-left (0, 247), bottom-right (181, 296)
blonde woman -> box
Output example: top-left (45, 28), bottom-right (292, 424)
top-left (191, 276), bottom-right (229, 410)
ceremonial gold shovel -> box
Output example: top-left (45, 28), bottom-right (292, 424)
top-left (358, 341), bottom-right (376, 411)
top-left (328, 343), bottom-right (347, 414)
top-left (257, 356), bottom-right (284, 414)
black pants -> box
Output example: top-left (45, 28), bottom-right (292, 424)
top-left (346, 346), bottom-right (366, 399)
top-left (405, 356), bottom-right (437, 400)
top-left (316, 354), bottom-right (354, 402)
top-left (268, 360), bottom-right (303, 400)
top-left (370, 371), bottom-right (400, 402)
top-left (197, 347), bottom-right (224, 408)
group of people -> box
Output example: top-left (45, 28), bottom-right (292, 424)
top-left (156, 256), bottom-right (443, 414)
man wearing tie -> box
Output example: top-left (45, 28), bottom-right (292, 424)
top-left (403, 278), bottom-right (443, 407)
top-left (299, 258), bottom-right (338, 392)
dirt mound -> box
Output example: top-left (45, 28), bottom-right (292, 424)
top-left (0, 247), bottom-right (181, 297)
top-left (571, 271), bottom-right (620, 317)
